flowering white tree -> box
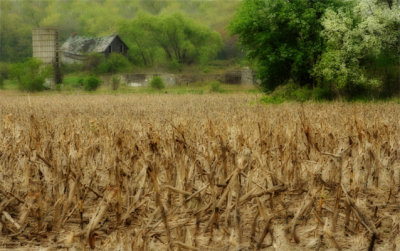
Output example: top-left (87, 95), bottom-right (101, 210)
top-left (313, 0), bottom-right (400, 97)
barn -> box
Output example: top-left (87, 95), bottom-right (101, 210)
top-left (61, 34), bottom-right (128, 64)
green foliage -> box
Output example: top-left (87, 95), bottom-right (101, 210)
top-left (209, 81), bottom-right (222, 93)
top-left (78, 77), bottom-right (85, 88)
top-left (202, 66), bottom-right (210, 73)
top-left (231, 0), bottom-right (399, 99)
top-left (84, 53), bottom-right (106, 72)
top-left (262, 82), bottom-right (314, 103)
top-left (84, 53), bottom-right (130, 74)
top-left (260, 95), bottom-right (285, 104)
top-left (150, 76), bottom-right (165, 90)
top-left (0, 62), bottom-right (10, 80)
top-left (0, 0), bottom-right (47, 62)
top-left (0, 62), bottom-right (11, 89)
top-left (168, 59), bottom-right (183, 72)
top-left (61, 63), bottom-right (83, 74)
top-left (313, 0), bottom-right (400, 98)
top-left (111, 76), bottom-right (120, 91)
top-left (84, 76), bottom-right (101, 91)
top-left (10, 58), bottom-right (51, 92)
top-left (230, 0), bottom-right (346, 90)
top-left (293, 87), bottom-right (313, 102)
top-left (119, 12), bottom-right (223, 66)
top-left (262, 82), bottom-right (336, 103)
top-left (375, 52), bottom-right (400, 98)
top-left (273, 82), bottom-right (311, 102)
top-left (311, 87), bottom-right (333, 101)
top-left (97, 53), bottom-right (131, 74)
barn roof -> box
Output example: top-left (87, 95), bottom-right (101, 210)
top-left (61, 34), bottom-right (126, 55)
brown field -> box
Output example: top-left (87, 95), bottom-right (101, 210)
top-left (0, 94), bottom-right (399, 250)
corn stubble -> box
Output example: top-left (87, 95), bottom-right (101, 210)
top-left (0, 94), bottom-right (399, 250)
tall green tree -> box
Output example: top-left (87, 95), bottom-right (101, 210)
top-left (0, 0), bottom-right (38, 62)
top-left (230, 0), bottom-right (346, 90)
top-left (119, 13), bottom-right (223, 66)
top-left (154, 13), bottom-right (223, 65)
top-left (119, 13), bottom-right (161, 66)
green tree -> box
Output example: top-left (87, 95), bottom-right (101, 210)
top-left (119, 12), bottom-right (223, 66)
top-left (313, 0), bottom-right (400, 98)
top-left (155, 13), bottom-right (223, 65)
top-left (0, 1), bottom-right (32, 62)
top-left (10, 58), bottom-right (51, 92)
top-left (230, 0), bottom-right (346, 91)
top-left (119, 13), bottom-right (161, 66)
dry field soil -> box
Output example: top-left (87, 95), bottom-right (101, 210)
top-left (0, 94), bottom-right (400, 250)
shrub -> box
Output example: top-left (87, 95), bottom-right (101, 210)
top-left (0, 62), bottom-right (14, 89)
top-left (260, 95), bottom-right (285, 104)
top-left (292, 87), bottom-right (312, 102)
top-left (78, 77), bottom-right (85, 88)
top-left (168, 59), bottom-right (183, 72)
top-left (268, 82), bottom-right (297, 100)
top-left (202, 66), bottom-right (210, 73)
top-left (84, 76), bottom-right (101, 91)
top-left (23, 77), bottom-right (47, 92)
top-left (210, 81), bottom-right (221, 93)
top-left (0, 62), bottom-right (10, 78)
top-left (150, 76), bottom-right (165, 90)
top-left (10, 58), bottom-right (51, 92)
top-left (0, 76), bottom-right (4, 89)
top-left (111, 76), bottom-right (120, 91)
top-left (97, 53), bottom-right (130, 74)
top-left (311, 87), bottom-right (333, 101)
top-left (263, 82), bottom-right (335, 103)
top-left (266, 81), bottom-right (313, 102)
top-left (84, 53), bottom-right (106, 72)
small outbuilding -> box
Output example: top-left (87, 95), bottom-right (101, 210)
top-left (61, 34), bottom-right (128, 64)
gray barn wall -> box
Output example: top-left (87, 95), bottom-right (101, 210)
top-left (104, 36), bottom-right (128, 58)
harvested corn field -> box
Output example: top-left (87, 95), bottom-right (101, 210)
top-left (0, 94), bottom-right (400, 250)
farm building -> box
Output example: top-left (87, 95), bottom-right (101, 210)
top-left (61, 34), bottom-right (128, 64)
